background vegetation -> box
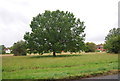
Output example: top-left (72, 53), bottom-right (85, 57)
top-left (104, 28), bottom-right (120, 53)
top-left (84, 42), bottom-right (96, 52)
top-left (11, 40), bottom-right (27, 56)
top-left (0, 45), bottom-right (6, 54)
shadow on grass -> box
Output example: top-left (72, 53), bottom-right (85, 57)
top-left (30, 54), bottom-right (82, 58)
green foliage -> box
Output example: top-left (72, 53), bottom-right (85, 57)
top-left (24, 10), bottom-right (86, 56)
top-left (2, 53), bottom-right (118, 79)
top-left (84, 42), bottom-right (96, 52)
top-left (0, 45), bottom-right (6, 54)
top-left (104, 28), bottom-right (120, 53)
top-left (11, 40), bottom-right (27, 56)
top-left (105, 28), bottom-right (120, 40)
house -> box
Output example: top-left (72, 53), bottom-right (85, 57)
top-left (96, 44), bottom-right (106, 52)
top-left (4, 48), bottom-right (11, 54)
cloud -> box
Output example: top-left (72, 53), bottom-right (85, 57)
top-left (0, 8), bottom-right (31, 47)
top-left (0, 9), bottom-right (29, 25)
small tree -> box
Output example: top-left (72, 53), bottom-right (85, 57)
top-left (104, 28), bottom-right (120, 53)
top-left (0, 45), bottom-right (6, 54)
top-left (11, 40), bottom-right (27, 56)
top-left (24, 10), bottom-right (86, 56)
top-left (84, 42), bottom-right (96, 52)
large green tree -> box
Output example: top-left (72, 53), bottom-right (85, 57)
top-left (104, 28), bottom-right (120, 53)
top-left (24, 10), bottom-right (86, 56)
top-left (11, 40), bottom-right (27, 56)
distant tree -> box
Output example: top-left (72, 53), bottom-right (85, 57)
top-left (84, 42), bottom-right (96, 52)
top-left (24, 10), bottom-right (86, 56)
top-left (105, 28), bottom-right (120, 40)
top-left (11, 40), bottom-right (27, 56)
top-left (104, 28), bottom-right (120, 53)
top-left (0, 45), bottom-right (6, 54)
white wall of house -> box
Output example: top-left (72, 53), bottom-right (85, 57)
top-left (5, 49), bottom-right (11, 53)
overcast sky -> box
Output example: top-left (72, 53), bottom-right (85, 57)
top-left (0, 0), bottom-right (119, 47)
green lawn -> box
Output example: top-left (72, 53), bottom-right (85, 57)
top-left (2, 53), bottom-right (118, 79)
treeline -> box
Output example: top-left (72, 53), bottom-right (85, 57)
top-left (1, 10), bottom-right (120, 56)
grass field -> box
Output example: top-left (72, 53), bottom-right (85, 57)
top-left (2, 53), bottom-right (118, 79)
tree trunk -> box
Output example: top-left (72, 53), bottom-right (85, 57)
top-left (53, 51), bottom-right (56, 57)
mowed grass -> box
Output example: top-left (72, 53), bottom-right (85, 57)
top-left (2, 53), bottom-right (118, 79)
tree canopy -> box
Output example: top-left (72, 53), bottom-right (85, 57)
top-left (24, 10), bottom-right (86, 56)
top-left (105, 28), bottom-right (120, 40)
top-left (104, 28), bottom-right (120, 53)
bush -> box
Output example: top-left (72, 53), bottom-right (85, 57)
top-left (84, 42), bottom-right (96, 52)
top-left (11, 40), bottom-right (27, 56)
top-left (0, 45), bottom-right (6, 54)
